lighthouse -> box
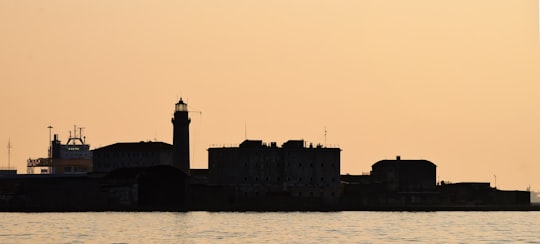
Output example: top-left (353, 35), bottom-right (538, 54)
top-left (172, 98), bottom-right (190, 175)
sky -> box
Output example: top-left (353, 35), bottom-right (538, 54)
top-left (1, 0), bottom-right (539, 191)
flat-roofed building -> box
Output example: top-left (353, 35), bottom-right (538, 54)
top-left (92, 142), bottom-right (173, 173)
top-left (371, 156), bottom-right (436, 192)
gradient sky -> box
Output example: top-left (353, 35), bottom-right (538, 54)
top-left (1, 0), bottom-right (539, 190)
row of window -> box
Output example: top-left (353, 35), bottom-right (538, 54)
top-left (226, 162), bottom-right (338, 168)
top-left (297, 191), bottom-right (336, 197)
top-left (242, 191), bottom-right (337, 197)
top-left (242, 176), bottom-right (337, 183)
top-left (63, 166), bottom-right (88, 173)
top-left (94, 161), bottom-right (159, 169)
top-left (95, 151), bottom-right (160, 159)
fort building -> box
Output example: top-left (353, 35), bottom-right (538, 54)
top-left (208, 139), bottom-right (341, 200)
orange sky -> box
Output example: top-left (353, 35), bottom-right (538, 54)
top-left (1, 0), bottom-right (539, 190)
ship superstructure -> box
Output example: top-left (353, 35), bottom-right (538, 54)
top-left (27, 125), bottom-right (92, 174)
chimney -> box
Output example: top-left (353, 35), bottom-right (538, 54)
top-left (396, 155), bottom-right (401, 160)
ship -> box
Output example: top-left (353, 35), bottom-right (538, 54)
top-left (27, 125), bottom-right (92, 174)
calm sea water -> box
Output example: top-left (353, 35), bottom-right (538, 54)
top-left (0, 212), bottom-right (538, 243)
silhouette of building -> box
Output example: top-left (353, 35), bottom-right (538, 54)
top-left (371, 156), bottom-right (436, 192)
top-left (0, 169), bottom-right (17, 176)
top-left (92, 142), bottom-right (173, 173)
top-left (102, 165), bottom-right (188, 210)
top-left (0, 165), bottom-right (188, 211)
top-left (172, 98), bottom-right (190, 175)
top-left (208, 139), bottom-right (341, 199)
top-left (438, 182), bottom-right (530, 205)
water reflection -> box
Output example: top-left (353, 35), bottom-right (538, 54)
top-left (0, 212), bottom-right (538, 243)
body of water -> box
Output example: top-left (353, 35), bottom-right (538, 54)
top-left (0, 211), bottom-right (538, 243)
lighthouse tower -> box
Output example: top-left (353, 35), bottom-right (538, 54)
top-left (172, 98), bottom-right (190, 175)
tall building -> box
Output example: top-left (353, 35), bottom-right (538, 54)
top-left (208, 139), bottom-right (341, 199)
top-left (172, 98), bottom-right (191, 175)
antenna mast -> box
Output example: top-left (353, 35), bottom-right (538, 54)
top-left (7, 139), bottom-right (12, 169)
top-left (48, 125), bottom-right (53, 158)
top-left (79, 127), bottom-right (85, 143)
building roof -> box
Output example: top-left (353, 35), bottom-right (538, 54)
top-left (239, 140), bottom-right (264, 148)
top-left (92, 141), bottom-right (172, 152)
top-left (210, 139), bottom-right (339, 150)
top-left (282, 140), bottom-right (304, 149)
top-left (372, 156), bottom-right (436, 168)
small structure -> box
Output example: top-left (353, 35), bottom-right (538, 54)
top-left (340, 157), bottom-right (437, 207)
top-left (371, 156), bottom-right (436, 192)
top-left (0, 169), bottom-right (17, 176)
top-left (438, 182), bottom-right (530, 205)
